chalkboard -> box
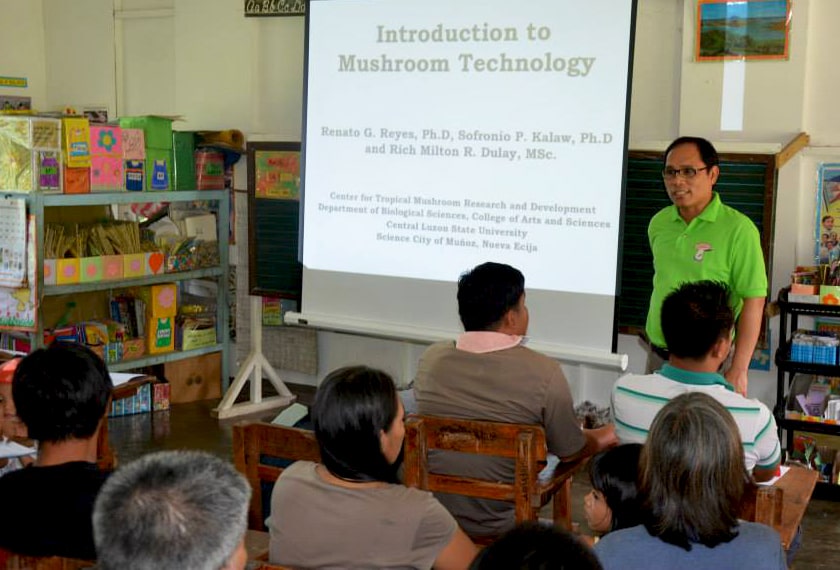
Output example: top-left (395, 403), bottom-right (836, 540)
top-left (247, 141), bottom-right (303, 299)
top-left (617, 150), bottom-right (776, 333)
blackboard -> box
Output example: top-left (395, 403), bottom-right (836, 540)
top-left (247, 141), bottom-right (303, 299)
top-left (246, 143), bottom-right (776, 324)
top-left (617, 150), bottom-right (776, 333)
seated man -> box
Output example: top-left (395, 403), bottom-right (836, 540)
top-left (414, 261), bottom-right (616, 536)
top-left (612, 280), bottom-right (780, 482)
top-left (0, 343), bottom-right (113, 559)
top-left (0, 357), bottom-right (34, 477)
top-left (93, 450), bottom-right (251, 570)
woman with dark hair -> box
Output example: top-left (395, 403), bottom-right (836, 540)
top-left (595, 392), bottom-right (786, 569)
top-left (268, 365), bottom-right (476, 569)
top-left (580, 444), bottom-right (642, 545)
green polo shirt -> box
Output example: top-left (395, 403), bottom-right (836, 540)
top-left (645, 193), bottom-right (767, 348)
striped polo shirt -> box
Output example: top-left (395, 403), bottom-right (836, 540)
top-left (611, 364), bottom-right (781, 472)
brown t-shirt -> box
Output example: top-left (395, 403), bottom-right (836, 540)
top-left (268, 461), bottom-right (457, 569)
top-left (414, 341), bottom-right (584, 536)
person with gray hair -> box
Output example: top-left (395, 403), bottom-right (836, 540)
top-left (93, 450), bottom-right (251, 570)
top-left (595, 392), bottom-right (785, 569)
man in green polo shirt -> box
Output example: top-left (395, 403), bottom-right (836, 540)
top-left (645, 136), bottom-right (767, 396)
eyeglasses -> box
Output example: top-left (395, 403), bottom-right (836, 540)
top-left (662, 166), bottom-right (710, 179)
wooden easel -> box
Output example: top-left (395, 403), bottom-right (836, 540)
top-left (213, 296), bottom-right (295, 419)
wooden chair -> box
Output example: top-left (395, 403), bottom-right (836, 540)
top-left (0, 548), bottom-right (94, 570)
top-left (233, 421), bottom-right (320, 531)
top-left (403, 415), bottom-right (588, 543)
top-left (739, 484), bottom-right (784, 529)
top-left (738, 466), bottom-right (818, 551)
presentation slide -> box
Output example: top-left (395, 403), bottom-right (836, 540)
top-left (299, 0), bottom-right (635, 360)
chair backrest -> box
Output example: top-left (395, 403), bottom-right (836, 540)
top-left (403, 415), bottom-right (548, 524)
top-left (739, 483), bottom-right (784, 528)
top-left (0, 547), bottom-right (94, 569)
top-left (233, 421), bottom-right (320, 531)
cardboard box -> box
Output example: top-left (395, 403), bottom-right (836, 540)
top-left (820, 285), bottom-right (840, 305)
top-left (79, 256), bottom-right (104, 283)
top-left (90, 155), bottom-right (124, 191)
top-left (102, 255), bottom-right (124, 280)
top-left (0, 118), bottom-right (62, 193)
top-left (172, 131), bottom-right (196, 190)
top-left (791, 283), bottom-right (819, 295)
top-left (118, 116), bottom-right (174, 149)
top-left (123, 337), bottom-right (145, 361)
top-left (109, 381), bottom-right (151, 417)
top-left (56, 258), bottom-right (80, 285)
top-left (63, 166), bottom-right (90, 194)
top-left (123, 253), bottom-right (146, 278)
top-left (125, 159), bottom-right (145, 191)
top-left (36, 150), bottom-right (62, 192)
top-left (180, 325), bottom-right (216, 351)
top-left (90, 125), bottom-right (122, 157)
top-left (139, 283), bottom-right (177, 317)
top-left (0, 116), bottom-right (61, 149)
top-left (44, 259), bottom-right (56, 285)
top-left (148, 316), bottom-right (175, 354)
top-left (122, 128), bottom-right (146, 159)
top-left (146, 148), bottom-right (172, 191)
top-left (61, 117), bottom-right (91, 168)
top-left (163, 352), bottom-right (221, 404)
top-left (153, 381), bottom-right (170, 410)
top-left (146, 251), bottom-right (165, 275)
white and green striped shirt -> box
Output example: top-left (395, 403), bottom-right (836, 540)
top-left (611, 364), bottom-right (781, 472)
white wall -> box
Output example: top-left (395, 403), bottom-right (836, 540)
top-left (0, 0), bottom-right (47, 110)
top-left (5, 0), bottom-right (840, 407)
top-left (42, 0), bottom-right (116, 116)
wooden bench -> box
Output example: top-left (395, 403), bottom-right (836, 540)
top-left (403, 415), bottom-right (588, 543)
top-left (232, 422), bottom-right (320, 531)
top-left (0, 548), bottom-right (94, 570)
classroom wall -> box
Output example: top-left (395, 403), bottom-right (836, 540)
top-left (0, 0), bottom-right (47, 110)
top-left (4, 0), bottom-right (840, 407)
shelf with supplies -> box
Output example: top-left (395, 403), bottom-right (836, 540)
top-left (774, 286), bottom-right (840, 495)
top-left (0, 190), bottom-right (230, 389)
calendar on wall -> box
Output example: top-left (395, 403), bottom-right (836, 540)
top-left (0, 198), bottom-right (26, 287)
top-left (0, 214), bottom-right (36, 331)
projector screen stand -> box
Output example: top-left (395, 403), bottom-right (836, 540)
top-left (213, 296), bottom-right (296, 419)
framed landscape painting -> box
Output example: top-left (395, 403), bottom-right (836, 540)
top-left (696, 0), bottom-right (790, 61)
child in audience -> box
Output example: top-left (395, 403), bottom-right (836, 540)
top-left (267, 365), bottom-right (477, 569)
top-left (0, 358), bottom-right (33, 477)
top-left (580, 443), bottom-right (642, 545)
top-left (594, 393), bottom-right (786, 569)
top-left (470, 523), bottom-right (602, 570)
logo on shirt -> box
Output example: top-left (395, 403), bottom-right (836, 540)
top-left (694, 243), bottom-right (713, 262)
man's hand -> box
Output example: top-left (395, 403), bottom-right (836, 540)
top-left (728, 296), bottom-right (765, 397)
top-left (583, 424), bottom-right (618, 455)
top-left (561, 424), bottom-right (618, 463)
top-left (726, 367), bottom-right (749, 397)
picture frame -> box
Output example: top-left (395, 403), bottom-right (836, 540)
top-left (248, 142), bottom-right (301, 201)
top-left (815, 163), bottom-right (840, 265)
top-left (696, 0), bottom-right (791, 61)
